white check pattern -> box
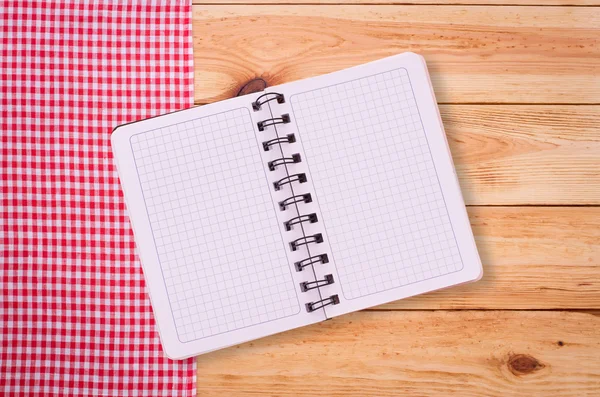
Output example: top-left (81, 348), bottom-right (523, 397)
top-left (1, 1), bottom-right (196, 395)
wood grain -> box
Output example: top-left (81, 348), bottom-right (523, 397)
top-left (194, 0), bottom-right (600, 5)
top-left (440, 105), bottom-right (600, 205)
top-left (192, 6), bottom-right (599, 104)
top-left (178, 103), bottom-right (600, 205)
top-left (192, 3), bottom-right (600, 392)
top-left (196, 310), bottom-right (600, 396)
top-left (381, 206), bottom-right (600, 309)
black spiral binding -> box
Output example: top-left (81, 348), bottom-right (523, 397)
top-left (295, 254), bottom-right (329, 272)
top-left (290, 234), bottom-right (323, 251)
top-left (284, 213), bottom-right (318, 231)
top-left (268, 153), bottom-right (301, 171)
top-left (273, 173), bottom-right (307, 191)
top-left (300, 274), bottom-right (334, 292)
top-left (252, 92), bottom-right (285, 111)
top-left (255, 92), bottom-right (340, 313)
top-left (257, 114), bottom-right (290, 132)
top-left (279, 193), bottom-right (312, 211)
top-left (263, 134), bottom-right (295, 151)
top-left (306, 295), bottom-right (340, 313)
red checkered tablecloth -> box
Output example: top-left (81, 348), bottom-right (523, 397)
top-left (1, 1), bottom-right (196, 395)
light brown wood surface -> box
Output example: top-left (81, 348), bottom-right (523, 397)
top-left (195, 0), bottom-right (600, 4)
top-left (437, 105), bottom-right (597, 205)
top-left (380, 207), bottom-right (600, 309)
top-left (192, 6), bottom-right (600, 104)
top-left (197, 311), bottom-right (600, 396)
top-left (193, 1), bottom-right (600, 395)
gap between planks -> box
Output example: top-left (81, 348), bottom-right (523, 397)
top-left (196, 310), bottom-right (600, 397)
top-left (196, 102), bottom-right (600, 106)
top-left (193, 2), bottom-right (600, 6)
top-left (356, 206), bottom-right (600, 310)
top-left (185, 104), bottom-right (600, 205)
top-left (192, 5), bottom-right (600, 104)
top-left (363, 308), bottom-right (600, 314)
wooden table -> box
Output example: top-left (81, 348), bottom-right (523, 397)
top-left (192, 1), bottom-right (600, 395)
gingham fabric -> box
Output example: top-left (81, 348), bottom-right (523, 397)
top-left (1, 1), bottom-right (196, 395)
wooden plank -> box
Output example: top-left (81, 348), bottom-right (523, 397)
top-left (196, 310), bottom-right (600, 396)
top-left (381, 206), bottom-right (600, 309)
top-left (440, 105), bottom-right (600, 205)
top-left (181, 103), bottom-right (600, 204)
top-left (194, 0), bottom-right (599, 5)
top-left (192, 6), bottom-right (600, 104)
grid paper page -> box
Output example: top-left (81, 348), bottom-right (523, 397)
top-left (129, 108), bottom-right (299, 342)
top-left (290, 68), bottom-right (464, 300)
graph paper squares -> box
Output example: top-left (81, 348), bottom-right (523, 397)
top-left (291, 68), bottom-right (463, 300)
top-left (130, 108), bottom-right (299, 342)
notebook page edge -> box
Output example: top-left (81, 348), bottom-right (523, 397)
top-left (270, 53), bottom-right (482, 318)
top-left (112, 95), bottom-right (326, 359)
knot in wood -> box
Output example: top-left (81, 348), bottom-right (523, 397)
top-left (507, 354), bottom-right (546, 376)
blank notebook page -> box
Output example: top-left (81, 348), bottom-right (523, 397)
top-left (129, 108), bottom-right (299, 342)
top-left (290, 68), bottom-right (464, 301)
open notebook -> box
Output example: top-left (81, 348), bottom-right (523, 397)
top-left (112, 52), bottom-right (482, 359)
